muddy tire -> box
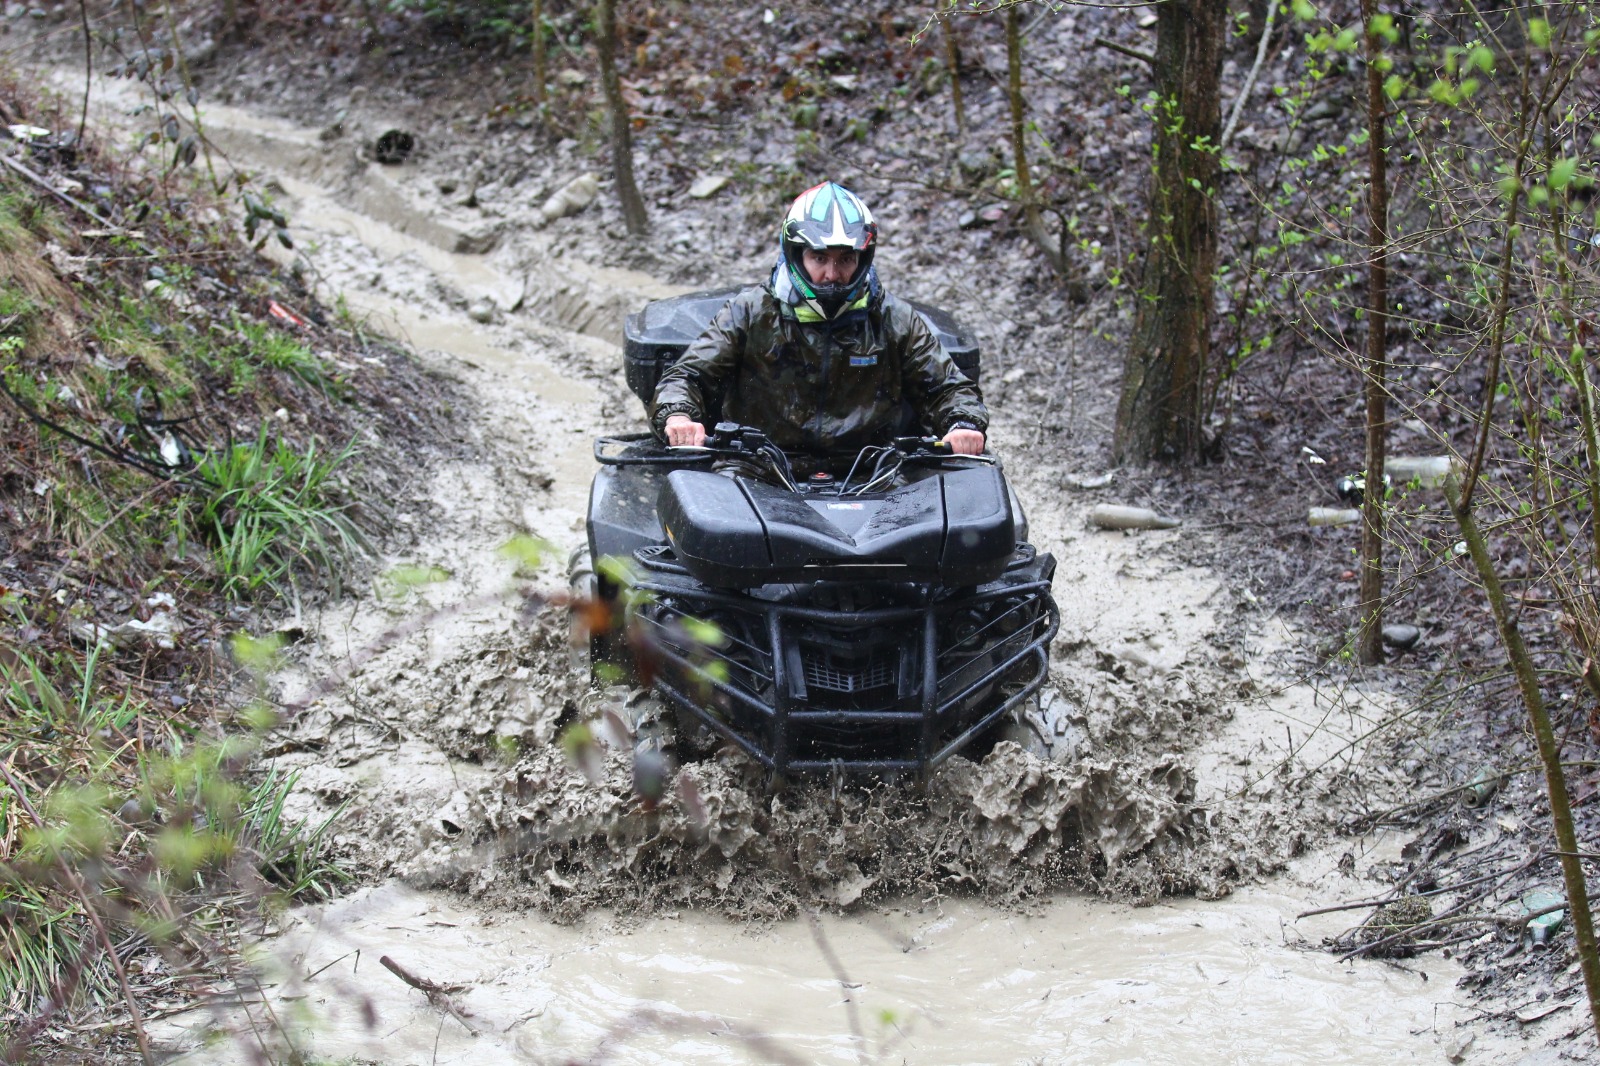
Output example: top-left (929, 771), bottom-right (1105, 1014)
top-left (997, 686), bottom-right (1082, 762)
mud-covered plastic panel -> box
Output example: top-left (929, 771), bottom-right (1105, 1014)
top-left (586, 462), bottom-right (668, 566)
top-left (623, 286), bottom-right (982, 413)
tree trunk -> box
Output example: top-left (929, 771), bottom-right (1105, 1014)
top-left (943, 11), bottom-right (965, 136)
top-left (596, 0), bottom-right (647, 235)
top-left (1447, 477), bottom-right (1600, 1038)
top-left (1356, 0), bottom-right (1390, 665)
top-left (531, 0), bottom-right (548, 114)
top-left (1113, 0), bottom-right (1226, 464)
top-left (1006, 8), bottom-right (1063, 273)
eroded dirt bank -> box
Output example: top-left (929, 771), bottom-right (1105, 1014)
top-left (17, 58), bottom-right (1556, 1065)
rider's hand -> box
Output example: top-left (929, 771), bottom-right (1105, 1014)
top-left (664, 414), bottom-right (707, 447)
top-left (943, 428), bottom-right (985, 455)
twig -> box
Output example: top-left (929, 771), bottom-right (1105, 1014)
top-left (1092, 35), bottom-right (1155, 67)
top-left (1221, 0), bottom-right (1278, 149)
top-left (378, 954), bottom-right (480, 1034)
top-left (806, 911), bottom-right (867, 1065)
top-left (76, 0), bottom-right (91, 150)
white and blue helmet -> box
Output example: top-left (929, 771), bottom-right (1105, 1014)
top-left (780, 181), bottom-right (878, 320)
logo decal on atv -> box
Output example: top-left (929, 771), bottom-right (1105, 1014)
top-left (826, 502), bottom-right (865, 510)
top-left (849, 355), bottom-right (878, 367)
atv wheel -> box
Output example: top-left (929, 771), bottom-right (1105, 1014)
top-left (997, 686), bottom-right (1082, 762)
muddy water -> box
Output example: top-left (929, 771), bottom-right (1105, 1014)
top-left (164, 875), bottom-right (1468, 1065)
top-left (34, 71), bottom-right (1506, 1063)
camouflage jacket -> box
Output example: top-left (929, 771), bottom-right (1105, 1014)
top-left (649, 284), bottom-right (988, 459)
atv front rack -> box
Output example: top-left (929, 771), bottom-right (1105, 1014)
top-left (627, 549), bottom-right (1059, 776)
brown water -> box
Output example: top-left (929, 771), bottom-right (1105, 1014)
top-left (165, 877), bottom-right (1470, 1065)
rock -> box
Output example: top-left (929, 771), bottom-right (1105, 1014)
top-left (1386, 455), bottom-right (1459, 487)
top-left (978, 203), bottom-right (1008, 224)
top-left (957, 210), bottom-right (979, 229)
top-left (957, 150), bottom-right (993, 179)
top-left (467, 301), bottom-right (495, 324)
top-left (1090, 504), bottom-right (1181, 531)
top-left (688, 173), bottom-right (730, 199)
top-left (538, 172), bottom-right (599, 224)
top-left (1442, 1033), bottom-right (1474, 1063)
top-left (1381, 623), bottom-right (1421, 650)
top-left (1308, 506), bottom-right (1360, 527)
top-left (557, 69), bottom-right (587, 87)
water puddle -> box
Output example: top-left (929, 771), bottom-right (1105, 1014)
top-left (159, 879), bottom-right (1471, 1064)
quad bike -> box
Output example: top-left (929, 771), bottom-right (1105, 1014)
top-left (570, 288), bottom-right (1060, 776)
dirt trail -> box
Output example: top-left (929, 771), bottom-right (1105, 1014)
top-left (31, 68), bottom-right (1524, 1062)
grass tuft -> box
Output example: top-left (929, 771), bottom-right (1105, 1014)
top-left (181, 426), bottom-right (366, 598)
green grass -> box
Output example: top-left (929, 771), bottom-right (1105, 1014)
top-left (0, 643), bottom-right (352, 1012)
top-left (236, 316), bottom-right (335, 392)
top-left (181, 425), bottom-right (365, 598)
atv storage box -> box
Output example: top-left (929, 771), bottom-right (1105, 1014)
top-left (623, 286), bottom-right (982, 410)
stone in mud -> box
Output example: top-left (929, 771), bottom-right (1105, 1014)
top-left (688, 174), bottom-right (731, 199)
top-left (1090, 504), bottom-right (1181, 531)
top-left (536, 172), bottom-right (600, 226)
top-left (1380, 623), bottom-right (1421, 650)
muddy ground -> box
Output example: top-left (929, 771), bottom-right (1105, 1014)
top-left (6, 5), bottom-right (1597, 1062)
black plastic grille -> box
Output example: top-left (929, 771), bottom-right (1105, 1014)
top-left (802, 645), bottom-right (897, 693)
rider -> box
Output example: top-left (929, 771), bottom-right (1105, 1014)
top-left (651, 182), bottom-right (987, 471)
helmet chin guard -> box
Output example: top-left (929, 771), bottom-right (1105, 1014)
top-left (780, 182), bottom-right (878, 320)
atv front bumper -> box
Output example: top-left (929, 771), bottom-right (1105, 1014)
top-left (626, 548), bottom-right (1059, 776)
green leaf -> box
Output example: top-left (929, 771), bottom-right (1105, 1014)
top-left (1549, 157), bottom-right (1578, 190)
top-left (680, 617), bottom-right (727, 648)
top-left (1528, 18), bottom-right (1550, 48)
top-left (1468, 45), bottom-right (1494, 74)
top-left (497, 534), bottom-right (552, 573)
top-left (1383, 74), bottom-right (1406, 99)
top-left (1291, 0), bottom-right (1316, 20)
top-left (232, 631), bottom-right (286, 672)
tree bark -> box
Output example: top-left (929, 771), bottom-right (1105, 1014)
top-left (1006, 7), bottom-right (1063, 273)
top-left (943, 11), bottom-right (965, 136)
top-left (1356, 0), bottom-right (1390, 665)
top-left (596, 0), bottom-right (647, 235)
top-left (531, 0), bottom-right (548, 114)
top-left (1113, 0), bottom-right (1226, 464)
top-left (1446, 478), bottom-right (1600, 1038)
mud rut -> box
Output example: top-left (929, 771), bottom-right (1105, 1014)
top-left (39, 74), bottom-right (1518, 1063)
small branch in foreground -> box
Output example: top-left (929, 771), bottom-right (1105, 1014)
top-left (378, 954), bottom-right (481, 1034)
top-left (1092, 36), bottom-right (1155, 66)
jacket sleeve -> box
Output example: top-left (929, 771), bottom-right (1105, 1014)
top-left (649, 290), bottom-right (755, 439)
top-left (896, 303), bottom-right (989, 436)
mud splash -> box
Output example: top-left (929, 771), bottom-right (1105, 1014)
top-left (399, 715), bottom-right (1201, 921)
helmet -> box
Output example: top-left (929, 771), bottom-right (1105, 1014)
top-left (780, 182), bottom-right (877, 320)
